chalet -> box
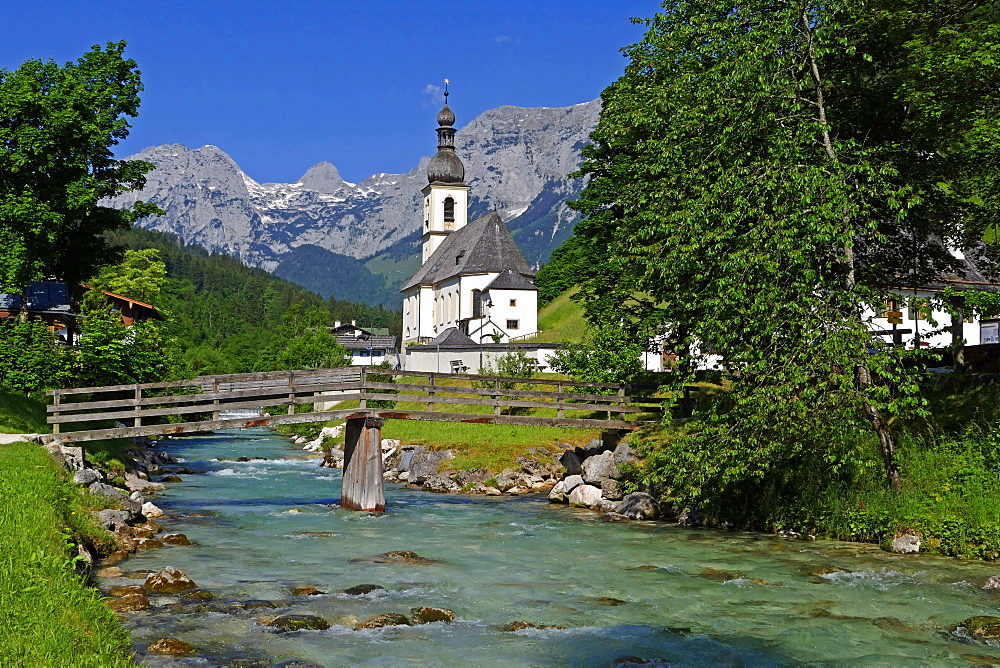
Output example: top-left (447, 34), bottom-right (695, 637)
top-left (333, 321), bottom-right (398, 367)
top-left (0, 282), bottom-right (79, 344)
top-left (0, 281), bottom-right (165, 345)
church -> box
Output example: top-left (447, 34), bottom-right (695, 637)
top-left (401, 93), bottom-right (539, 348)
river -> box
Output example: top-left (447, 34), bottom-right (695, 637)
top-left (109, 429), bottom-right (1000, 666)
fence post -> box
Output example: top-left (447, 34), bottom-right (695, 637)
top-left (134, 385), bottom-right (142, 427)
top-left (493, 378), bottom-right (502, 417)
top-left (212, 378), bottom-right (220, 421)
top-left (557, 381), bottom-right (564, 419)
top-left (359, 366), bottom-right (367, 409)
top-left (287, 370), bottom-right (296, 415)
top-left (618, 385), bottom-right (626, 422)
top-left (427, 373), bottom-right (435, 412)
top-left (52, 390), bottom-right (60, 435)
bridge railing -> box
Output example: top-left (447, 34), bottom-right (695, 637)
top-left (44, 366), bottom-right (666, 442)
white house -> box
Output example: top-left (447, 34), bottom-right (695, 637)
top-left (332, 321), bottom-right (398, 367)
top-left (401, 93), bottom-right (539, 349)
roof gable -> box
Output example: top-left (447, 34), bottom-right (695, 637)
top-left (485, 268), bottom-right (537, 291)
top-left (402, 212), bottom-right (533, 290)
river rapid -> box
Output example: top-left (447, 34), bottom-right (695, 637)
top-left (109, 429), bottom-right (1000, 666)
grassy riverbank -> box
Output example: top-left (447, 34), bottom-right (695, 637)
top-left (0, 439), bottom-right (134, 665)
top-left (0, 389), bottom-right (48, 434)
top-left (625, 380), bottom-right (1000, 559)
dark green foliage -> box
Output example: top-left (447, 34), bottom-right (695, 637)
top-left (624, 382), bottom-right (1000, 559)
top-left (0, 41), bottom-right (160, 294)
top-left (535, 235), bottom-right (589, 306)
top-left (0, 320), bottom-right (70, 394)
top-left (274, 244), bottom-right (400, 308)
top-left (566, 0), bottom-right (1000, 496)
top-left (106, 227), bottom-right (400, 375)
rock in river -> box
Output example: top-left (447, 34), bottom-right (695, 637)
top-left (266, 614), bottom-right (331, 632)
top-left (410, 607), bottom-right (455, 624)
top-left (499, 621), bottom-right (567, 632)
top-left (349, 551), bottom-right (440, 565)
top-left (568, 483), bottom-right (603, 508)
top-left (291, 585), bottom-right (326, 596)
top-left (356, 613), bottom-right (411, 629)
top-left (107, 592), bottom-right (150, 612)
top-left (956, 616), bottom-right (1000, 640)
top-left (146, 638), bottom-right (196, 655)
top-left (343, 584), bottom-right (386, 596)
top-left (145, 566), bottom-right (198, 593)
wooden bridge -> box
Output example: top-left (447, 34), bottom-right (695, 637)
top-left (45, 367), bottom-right (664, 512)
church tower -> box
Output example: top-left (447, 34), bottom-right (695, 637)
top-left (421, 86), bottom-right (470, 263)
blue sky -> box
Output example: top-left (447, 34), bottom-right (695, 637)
top-left (2, 1), bottom-right (655, 184)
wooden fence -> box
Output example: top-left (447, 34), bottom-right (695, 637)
top-left (45, 367), bottom-right (665, 443)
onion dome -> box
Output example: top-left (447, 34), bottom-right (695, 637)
top-left (427, 150), bottom-right (465, 184)
top-left (437, 105), bottom-right (456, 127)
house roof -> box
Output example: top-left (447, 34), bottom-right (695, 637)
top-left (401, 211), bottom-right (534, 291)
top-left (430, 327), bottom-right (477, 346)
top-left (332, 324), bottom-right (391, 337)
top-left (485, 268), bottom-right (537, 291)
top-left (337, 334), bottom-right (397, 351)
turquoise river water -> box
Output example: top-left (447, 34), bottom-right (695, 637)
top-left (110, 429), bottom-right (1000, 666)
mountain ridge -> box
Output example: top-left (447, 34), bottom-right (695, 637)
top-left (109, 99), bottom-right (601, 304)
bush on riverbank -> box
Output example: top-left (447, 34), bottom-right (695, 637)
top-left (0, 440), bottom-right (134, 665)
top-left (624, 381), bottom-right (1000, 559)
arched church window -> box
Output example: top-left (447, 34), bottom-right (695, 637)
top-left (472, 289), bottom-right (482, 318)
top-left (444, 196), bottom-right (455, 223)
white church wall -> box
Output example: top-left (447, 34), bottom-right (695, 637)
top-left (402, 344), bottom-right (562, 374)
top-left (484, 287), bottom-right (537, 340)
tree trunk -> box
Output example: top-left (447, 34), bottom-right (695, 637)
top-left (803, 12), bottom-right (902, 491)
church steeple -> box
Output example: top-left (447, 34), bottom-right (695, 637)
top-left (421, 81), bottom-right (470, 263)
top-left (426, 83), bottom-right (465, 185)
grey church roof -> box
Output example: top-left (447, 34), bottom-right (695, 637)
top-left (430, 327), bottom-right (477, 346)
top-left (402, 211), bottom-right (534, 291)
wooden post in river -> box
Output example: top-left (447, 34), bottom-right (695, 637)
top-left (340, 416), bottom-right (385, 512)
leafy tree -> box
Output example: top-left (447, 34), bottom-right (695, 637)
top-left (258, 304), bottom-right (349, 371)
top-left (71, 307), bottom-right (171, 387)
top-left (0, 42), bottom-right (161, 294)
top-left (569, 0), bottom-right (1000, 494)
top-left (89, 248), bottom-right (166, 304)
top-left (549, 326), bottom-right (645, 388)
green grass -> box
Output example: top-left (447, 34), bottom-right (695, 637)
top-left (533, 288), bottom-right (587, 344)
top-left (0, 390), bottom-right (49, 434)
top-left (302, 374), bottom-right (642, 471)
top-left (384, 420), bottom-right (598, 472)
top-left (0, 440), bottom-right (134, 665)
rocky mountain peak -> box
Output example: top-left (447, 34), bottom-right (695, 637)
top-left (298, 161), bottom-right (350, 193)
